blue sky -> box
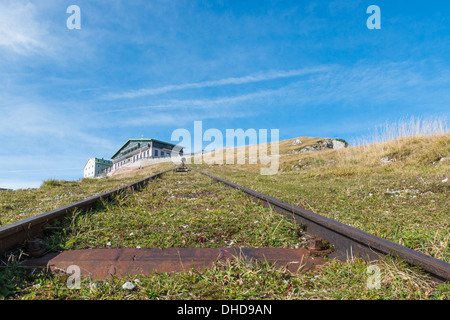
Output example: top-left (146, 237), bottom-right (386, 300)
top-left (0, 0), bottom-right (449, 189)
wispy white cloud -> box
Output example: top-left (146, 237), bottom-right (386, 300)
top-left (104, 66), bottom-right (330, 99)
top-left (110, 107), bottom-right (257, 128)
top-left (99, 88), bottom-right (279, 115)
top-left (0, 1), bottom-right (48, 55)
top-left (0, 102), bottom-right (115, 151)
top-left (288, 60), bottom-right (450, 106)
top-left (102, 60), bottom-right (450, 118)
top-left (0, 154), bottom-right (87, 190)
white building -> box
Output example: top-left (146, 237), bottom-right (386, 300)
top-left (83, 139), bottom-right (183, 177)
top-left (108, 138), bottom-right (183, 173)
top-left (83, 158), bottom-right (113, 178)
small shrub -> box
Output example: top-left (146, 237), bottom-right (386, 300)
top-left (41, 179), bottom-right (61, 188)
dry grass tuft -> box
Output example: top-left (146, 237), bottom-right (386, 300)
top-left (352, 115), bottom-right (449, 146)
top-left (378, 257), bottom-right (436, 299)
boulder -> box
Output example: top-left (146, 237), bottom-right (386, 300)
top-left (332, 140), bottom-right (346, 150)
top-left (298, 139), bottom-right (348, 153)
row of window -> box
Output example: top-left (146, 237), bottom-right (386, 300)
top-left (111, 149), bottom-right (171, 170)
top-left (121, 143), bottom-right (152, 157)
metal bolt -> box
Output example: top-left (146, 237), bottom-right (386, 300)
top-left (25, 238), bottom-right (46, 257)
top-left (26, 239), bottom-right (41, 251)
top-left (308, 238), bottom-right (324, 251)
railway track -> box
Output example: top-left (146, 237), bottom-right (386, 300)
top-left (0, 166), bottom-right (449, 283)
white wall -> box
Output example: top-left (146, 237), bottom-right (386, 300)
top-left (84, 158), bottom-right (112, 178)
top-left (84, 158), bottom-right (95, 178)
top-left (107, 155), bottom-right (187, 177)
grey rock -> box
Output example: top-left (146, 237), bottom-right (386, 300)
top-left (299, 146), bottom-right (315, 153)
top-left (332, 140), bottom-right (346, 150)
top-left (321, 140), bottom-right (334, 149)
top-left (122, 282), bottom-right (135, 290)
top-left (297, 139), bottom-right (348, 153)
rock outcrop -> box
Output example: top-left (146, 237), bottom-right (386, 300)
top-left (298, 139), bottom-right (348, 153)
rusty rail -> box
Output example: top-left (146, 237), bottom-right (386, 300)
top-left (24, 247), bottom-right (325, 280)
top-left (194, 168), bottom-right (450, 283)
top-left (0, 169), bottom-right (172, 256)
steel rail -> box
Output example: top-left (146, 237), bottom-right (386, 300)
top-left (194, 168), bottom-right (450, 283)
top-left (0, 169), bottom-right (173, 256)
top-left (24, 247), bottom-right (326, 280)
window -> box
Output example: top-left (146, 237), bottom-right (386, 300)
top-left (154, 150), bottom-right (159, 157)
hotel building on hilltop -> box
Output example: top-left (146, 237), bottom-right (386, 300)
top-left (83, 138), bottom-right (183, 178)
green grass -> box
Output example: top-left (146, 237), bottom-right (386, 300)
top-left (4, 255), bottom-right (446, 300)
top-left (0, 164), bottom-right (170, 227)
top-left (1, 134), bottom-right (449, 300)
top-left (43, 171), bottom-right (305, 251)
top-left (1, 170), bottom-right (448, 300)
top-left (198, 167), bottom-right (449, 263)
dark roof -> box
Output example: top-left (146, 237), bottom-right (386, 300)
top-left (111, 139), bottom-right (180, 159)
top-left (83, 158), bottom-right (113, 168)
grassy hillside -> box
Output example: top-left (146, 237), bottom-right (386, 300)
top-left (198, 133), bottom-right (449, 262)
top-left (0, 162), bottom-right (172, 227)
top-left (1, 127), bottom-right (449, 300)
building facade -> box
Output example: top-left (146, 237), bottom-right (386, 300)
top-left (83, 139), bottom-right (183, 178)
top-left (108, 139), bottom-right (183, 173)
top-left (83, 158), bottom-right (113, 178)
